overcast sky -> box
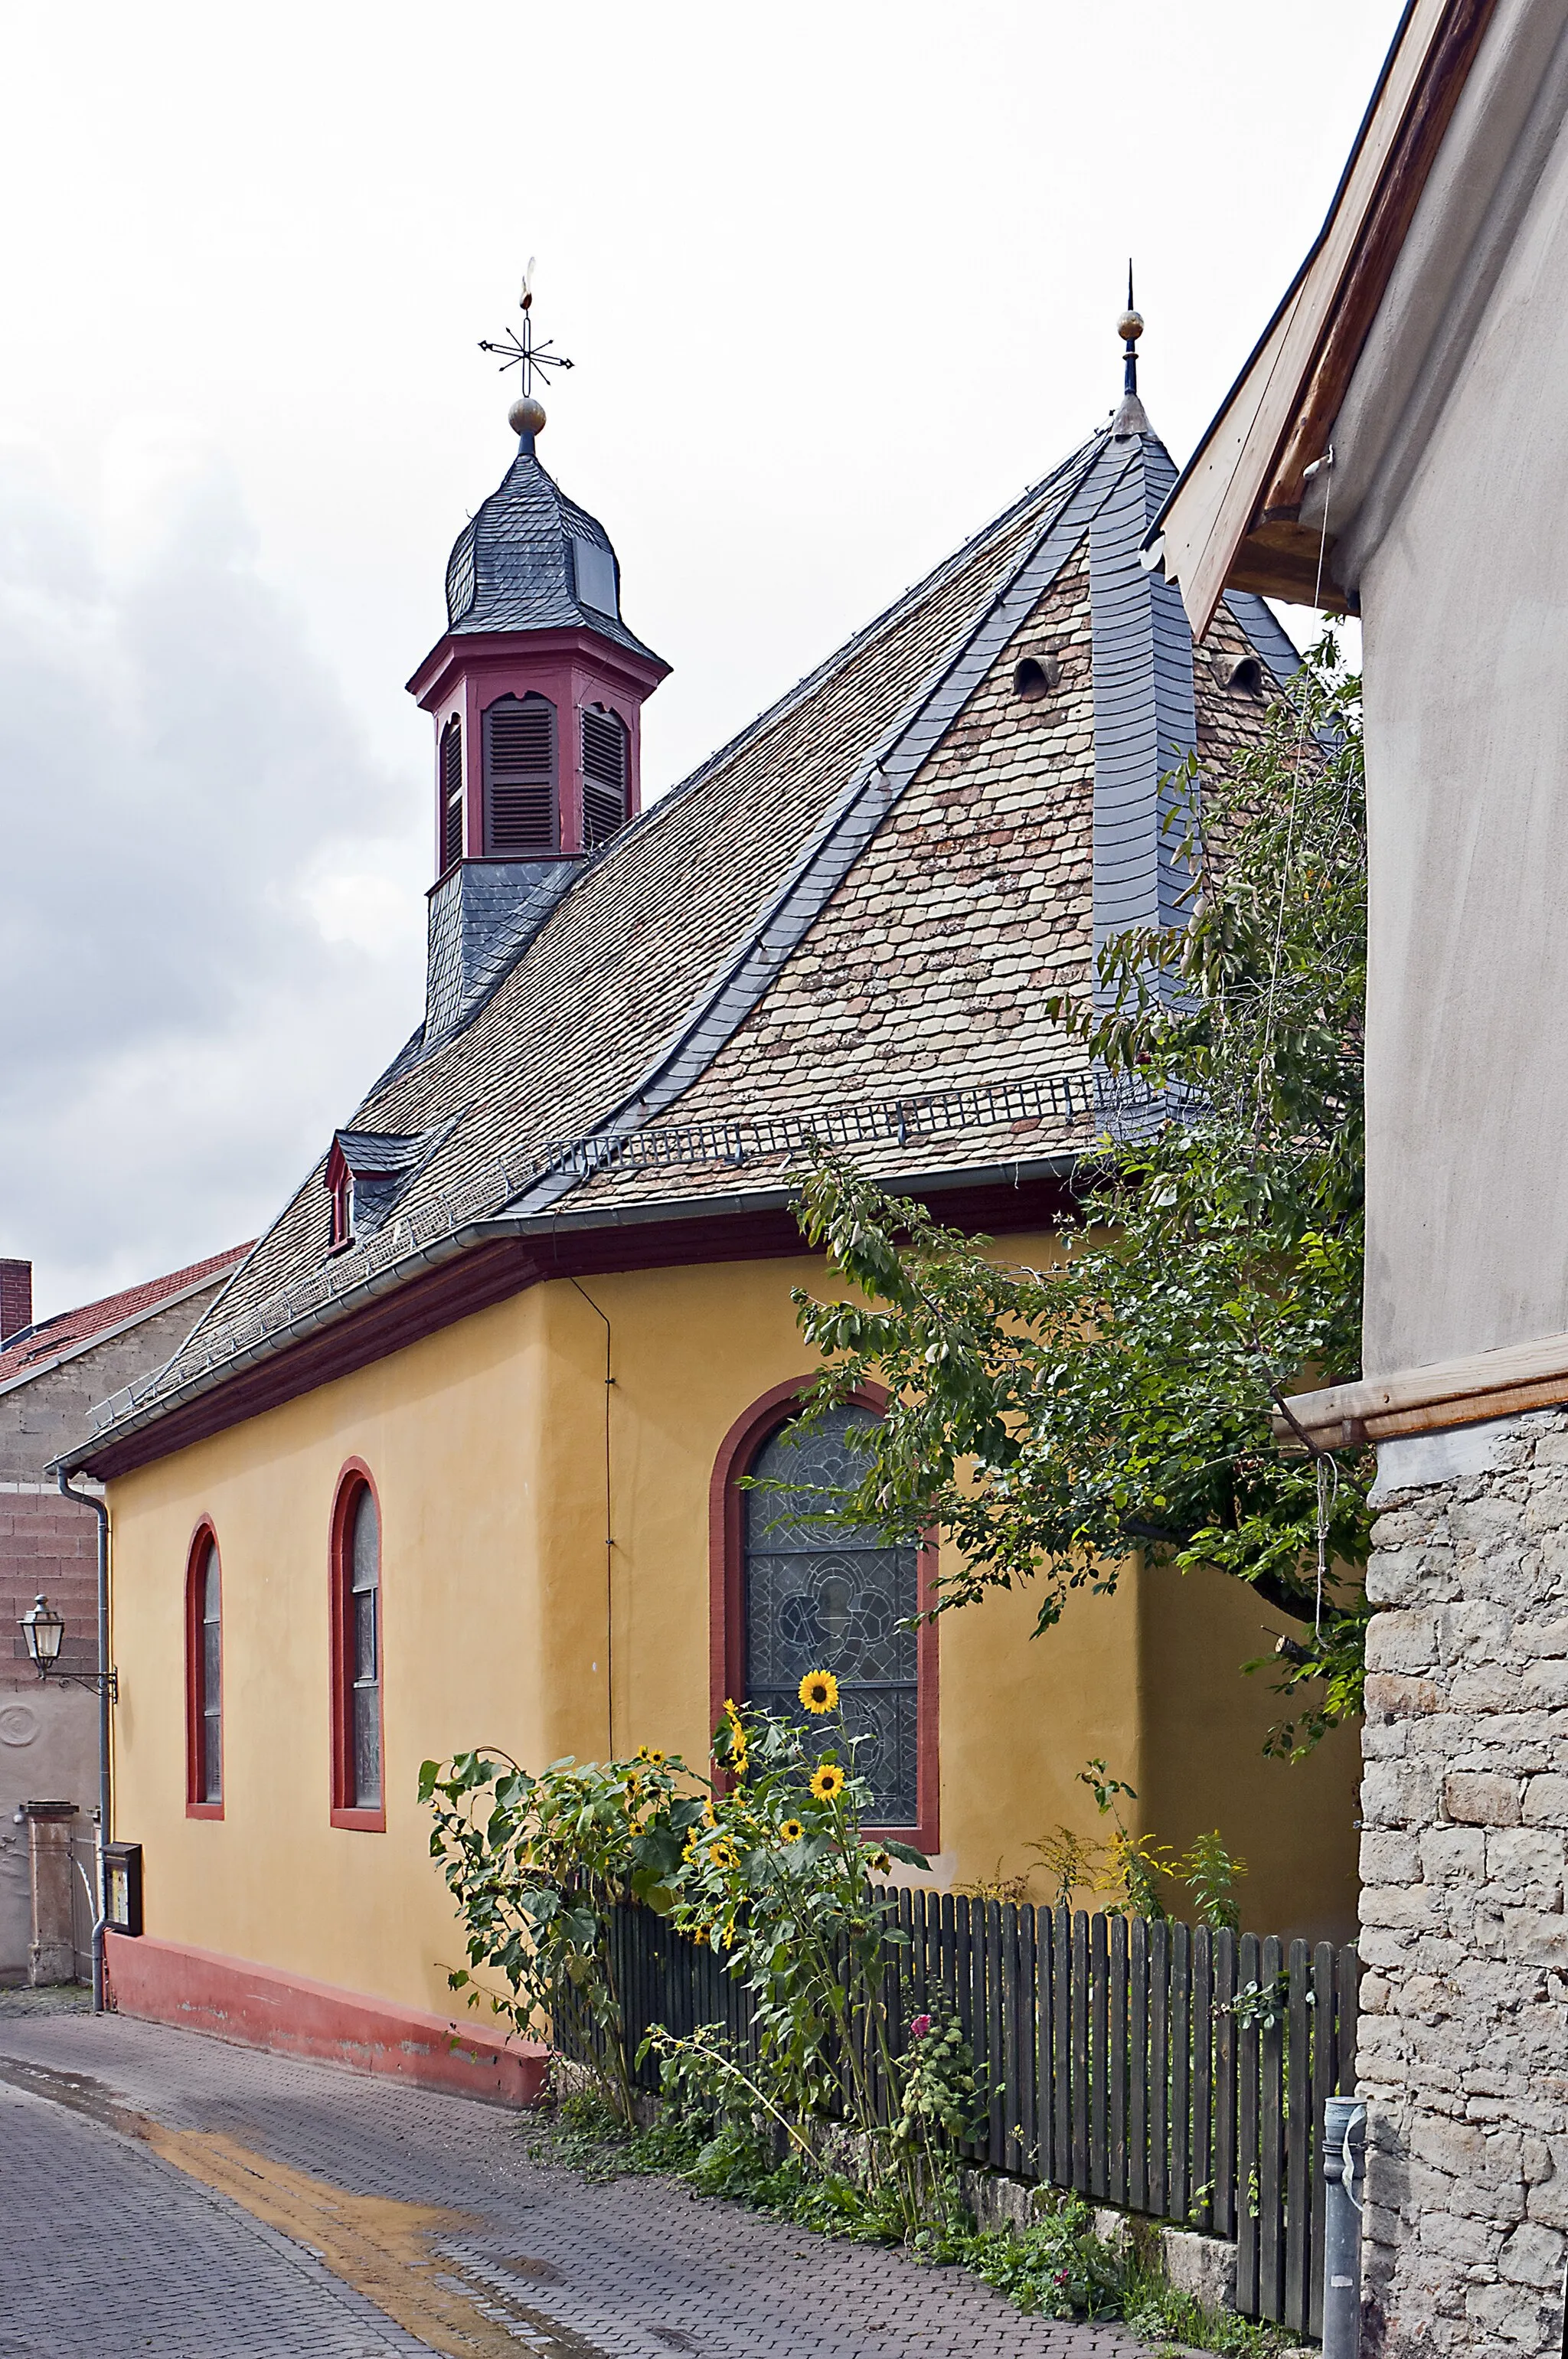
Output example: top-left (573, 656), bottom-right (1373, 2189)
top-left (2, 0), bottom-right (1403, 1321)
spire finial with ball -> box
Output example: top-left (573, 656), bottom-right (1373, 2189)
top-left (1111, 261), bottom-right (1149, 440)
top-left (479, 258), bottom-right (574, 447)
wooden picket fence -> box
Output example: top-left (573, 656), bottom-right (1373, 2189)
top-left (601, 1893), bottom-right (1357, 2339)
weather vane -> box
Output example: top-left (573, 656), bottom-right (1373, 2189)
top-left (479, 259), bottom-right (574, 440)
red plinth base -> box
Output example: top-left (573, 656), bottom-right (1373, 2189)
top-left (104, 1931), bottom-right (547, 2107)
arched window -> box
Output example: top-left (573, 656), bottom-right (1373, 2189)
top-left (439, 714), bottom-right (464, 873)
top-left (330, 1473), bottom-right (384, 1830)
top-left (483, 693), bottom-right (557, 855)
top-left (580, 705), bottom-right (628, 847)
top-left (739, 1400), bottom-right (929, 1834)
top-left (185, 1527), bottom-right (222, 1817)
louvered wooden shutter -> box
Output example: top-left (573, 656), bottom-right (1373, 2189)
top-left (581, 707), bottom-right (627, 848)
top-left (440, 717), bottom-right (464, 871)
top-left (484, 695), bottom-right (556, 854)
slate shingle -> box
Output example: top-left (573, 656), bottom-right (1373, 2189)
top-left (81, 417), bottom-right (1297, 1457)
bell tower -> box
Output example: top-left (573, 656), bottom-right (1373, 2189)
top-left (407, 273), bottom-right (670, 1049)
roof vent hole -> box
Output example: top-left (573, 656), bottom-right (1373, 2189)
top-left (1013, 654), bottom-right (1061, 703)
top-left (1215, 653), bottom-right (1264, 694)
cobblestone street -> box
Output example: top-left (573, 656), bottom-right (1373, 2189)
top-left (0, 1995), bottom-right (1155, 2358)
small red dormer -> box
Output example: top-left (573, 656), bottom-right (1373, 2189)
top-left (325, 1130), bottom-right (430, 1255)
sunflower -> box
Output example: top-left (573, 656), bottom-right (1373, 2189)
top-left (810, 1763), bottom-right (848, 1801)
top-left (869, 1851), bottom-right (892, 1875)
top-left (635, 1746), bottom-right (667, 1769)
top-left (710, 1838), bottom-right (740, 1872)
top-left (779, 1818), bottom-right (805, 1844)
top-left (798, 1668), bottom-right (839, 1715)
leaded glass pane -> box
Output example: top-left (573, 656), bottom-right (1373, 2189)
top-left (351, 1489), bottom-right (379, 1594)
top-left (743, 1407), bottom-right (920, 1826)
top-left (353, 1682), bottom-right (381, 1808)
top-left (354, 1586), bottom-right (377, 1685)
top-left (348, 1488), bottom-right (381, 1808)
top-left (200, 1544), bottom-right (221, 1802)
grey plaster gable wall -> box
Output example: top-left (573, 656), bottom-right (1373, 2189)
top-left (0, 1280), bottom-right (234, 1479)
top-left (1357, 87), bottom-right (1568, 1376)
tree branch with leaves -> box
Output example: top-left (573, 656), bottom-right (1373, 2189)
top-left (788, 639), bottom-right (1372, 1756)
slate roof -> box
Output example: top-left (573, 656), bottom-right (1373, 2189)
top-left (0, 1244), bottom-right (252, 1394)
top-left (441, 440), bottom-right (664, 666)
top-left (76, 404), bottom-right (1297, 1467)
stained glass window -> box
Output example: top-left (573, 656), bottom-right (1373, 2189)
top-left (348, 1488), bottom-right (381, 1810)
top-left (744, 1404), bottom-right (920, 1826)
top-left (194, 1539), bottom-right (221, 1805)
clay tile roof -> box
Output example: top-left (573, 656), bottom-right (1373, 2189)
top-left (0, 1243), bottom-right (253, 1388)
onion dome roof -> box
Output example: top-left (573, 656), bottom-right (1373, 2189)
top-left (442, 441), bottom-right (662, 665)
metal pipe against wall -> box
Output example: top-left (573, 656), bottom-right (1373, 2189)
top-left (567, 1277), bottom-right (614, 1759)
top-left (1322, 2093), bottom-right (1366, 2358)
top-left (55, 1469), bottom-right (110, 2011)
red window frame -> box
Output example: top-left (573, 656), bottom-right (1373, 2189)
top-left (329, 1462), bottom-right (386, 1832)
top-left (185, 1520), bottom-right (224, 1820)
top-left (439, 711), bottom-right (464, 874)
top-left (709, 1377), bottom-right (939, 1857)
top-left (324, 1140), bottom-right (353, 1253)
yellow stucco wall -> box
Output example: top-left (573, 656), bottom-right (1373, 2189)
top-left (106, 1248), bottom-right (1359, 2020)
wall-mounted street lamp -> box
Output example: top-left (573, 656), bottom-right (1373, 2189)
top-left (20, 1596), bottom-right (117, 1699)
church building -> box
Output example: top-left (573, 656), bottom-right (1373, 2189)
top-left (64, 311), bottom-right (1361, 2078)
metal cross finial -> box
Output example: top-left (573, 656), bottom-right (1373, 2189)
top-left (479, 257), bottom-right (576, 402)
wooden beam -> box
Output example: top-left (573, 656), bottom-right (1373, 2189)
top-left (1227, 524), bottom-right (1351, 613)
top-left (1260, 0), bottom-right (1502, 522)
top-left (1272, 1325), bottom-right (1568, 1449)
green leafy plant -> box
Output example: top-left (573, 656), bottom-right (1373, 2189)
top-left (785, 641), bottom-right (1371, 1756)
top-left (961, 2198), bottom-right (1126, 2319)
top-left (1029, 1762), bottom-right (1246, 1929)
top-left (645, 1696), bottom-right (942, 2235)
top-left (1028, 1825), bottom-right (1102, 1912)
top-left (1223, 1975), bottom-right (1294, 2035)
top-left (1080, 1758), bottom-right (1138, 1815)
top-left (420, 1743), bottom-right (706, 2125)
top-left (1174, 1831), bottom-right (1246, 1935)
top-left (953, 1861), bottom-right (1033, 1904)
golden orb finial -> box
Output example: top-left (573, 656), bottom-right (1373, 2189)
top-left (1117, 306), bottom-right (1145, 345)
top-left (509, 393), bottom-right (547, 439)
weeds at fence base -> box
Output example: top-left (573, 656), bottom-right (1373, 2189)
top-left (531, 2089), bottom-right (1293, 2349)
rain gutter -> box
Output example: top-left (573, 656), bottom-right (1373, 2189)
top-left (56, 1149), bottom-right (1090, 1479)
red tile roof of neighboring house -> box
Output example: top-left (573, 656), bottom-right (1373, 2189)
top-left (0, 1244), bottom-right (253, 1387)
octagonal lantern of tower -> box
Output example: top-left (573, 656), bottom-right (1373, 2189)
top-left (406, 419), bottom-right (669, 881)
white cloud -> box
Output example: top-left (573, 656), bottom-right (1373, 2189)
top-left (0, 446), bottom-right (426, 1312)
top-left (0, 0), bottom-right (1407, 1319)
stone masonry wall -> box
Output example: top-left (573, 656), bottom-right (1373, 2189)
top-left (1359, 1408), bottom-right (1568, 2357)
